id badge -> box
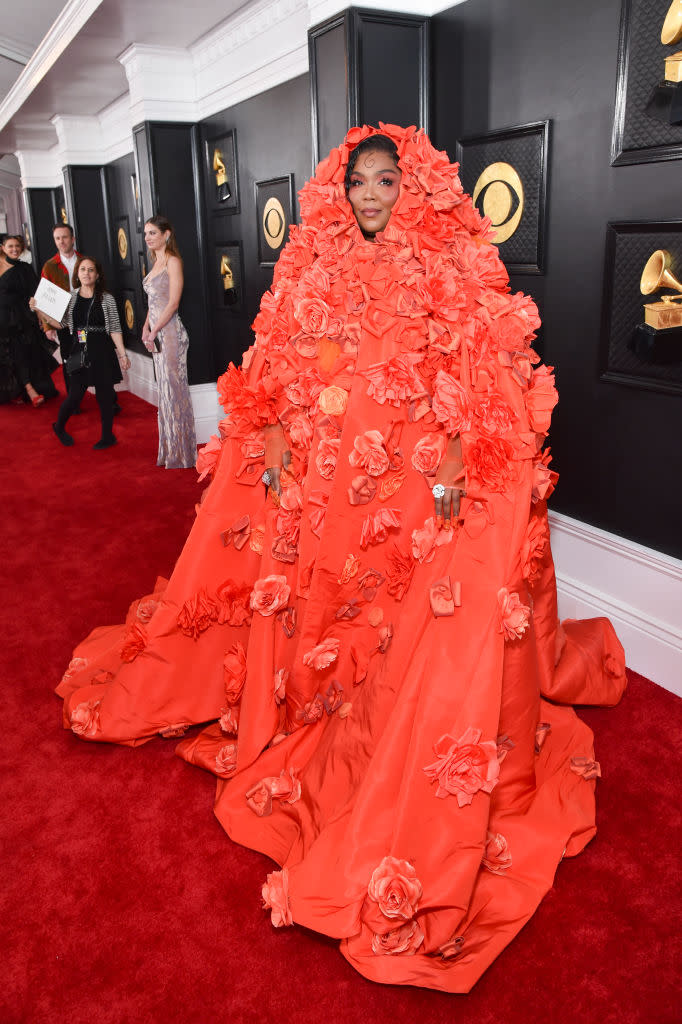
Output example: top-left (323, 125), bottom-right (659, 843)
top-left (77, 329), bottom-right (87, 345)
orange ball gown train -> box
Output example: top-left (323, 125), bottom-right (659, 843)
top-left (56, 125), bottom-right (626, 993)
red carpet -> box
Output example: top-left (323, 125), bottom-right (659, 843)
top-left (2, 383), bottom-right (681, 1024)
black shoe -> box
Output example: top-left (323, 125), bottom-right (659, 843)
top-left (113, 401), bottom-right (122, 415)
top-left (52, 422), bottom-right (74, 446)
top-left (93, 436), bottom-right (117, 450)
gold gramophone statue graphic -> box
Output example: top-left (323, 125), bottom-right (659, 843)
top-left (213, 148), bottom-right (232, 203)
top-left (630, 249), bottom-right (682, 363)
top-left (645, 0), bottom-right (682, 125)
top-left (220, 253), bottom-right (239, 306)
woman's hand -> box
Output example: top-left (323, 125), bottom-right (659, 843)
top-left (117, 351), bottom-right (131, 371)
top-left (264, 450), bottom-right (292, 497)
top-left (263, 424), bottom-right (291, 498)
top-left (432, 434), bottom-right (465, 530)
top-left (142, 324), bottom-right (154, 350)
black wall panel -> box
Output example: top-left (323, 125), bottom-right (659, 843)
top-left (24, 188), bottom-right (56, 271)
top-left (104, 153), bottom-right (147, 356)
top-left (63, 166), bottom-right (111, 284)
top-left (134, 122), bottom-right (212, 385)
top-left (200, 75), bottom-right (313, 378)
top-left (433, 0), bottom-right (682, 558)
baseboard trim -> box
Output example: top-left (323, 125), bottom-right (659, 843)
top-left (125, 351), bottom-right (222, 444)
top-left (549, 511), bottom-right (682, 697)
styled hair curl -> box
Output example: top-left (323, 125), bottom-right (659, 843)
top-left (344, 134), bottom-right (400, 193)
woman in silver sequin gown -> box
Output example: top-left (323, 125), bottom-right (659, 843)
top-left (142, 216), bottom-right (196, 469)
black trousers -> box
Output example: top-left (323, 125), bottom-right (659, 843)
top-left (56, 374), bottom-right (114, 441)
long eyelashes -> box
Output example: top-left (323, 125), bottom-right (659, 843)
top-left (348, 177), bottom-right (398, 189)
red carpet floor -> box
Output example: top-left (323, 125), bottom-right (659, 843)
top-left (2, 383), bottom-right (681, 1024)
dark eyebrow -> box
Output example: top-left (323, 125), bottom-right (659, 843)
top-left (350, 167), bottom-right (400, 178)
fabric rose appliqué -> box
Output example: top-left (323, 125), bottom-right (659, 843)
top-left (250, 575), bottom-right (291, 617)
top-left (367, 856), bottom-right (422, 921)
top-left (482, 831), bottom-right (512, 874)
top-left (348, 430), bottom-right (390, 477)
top-left (70, 699), bottom-right (101, 738)
top-left (302, 638), bottom-right (340, 671)
top-left (215, 742), bottom-right (238, 777)
top-left (423, 726), bottom-right (500, 805)
top-left (497, 588), bottom-right (531, 641)
top-left (262, 867), bottom-right (293, 927)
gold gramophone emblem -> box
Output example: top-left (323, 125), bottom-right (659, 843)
top-left (662, 1), bottom-right (682, 82)
top-left (640, 250), bottom-right (682, 330)
top-left (220, 254), bottom-right (234, 290)
top-left (213, 149), bottom-right (231, 202)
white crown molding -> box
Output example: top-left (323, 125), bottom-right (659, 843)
top-left (119, 44), bottom-right (198, 125)
top-left (549, 511), bottom-right (682, 697)
top-left (16, 147), bottom-right (62, 188)
top-left (0, 35), bottom-right (33, 65)
top-left (193, 0), bottom-right (307, 72)
top-left (51, 97), bottom-right (133, 167)
top-left (0, 0), bottom-right (104, 134)
top-left (307, 0), bottom-right (467, 27)
top-left (195, 44), bottom-right (309, 121)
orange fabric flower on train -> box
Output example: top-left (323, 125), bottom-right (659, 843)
top-left (250, 576), bottom-right (290, 617)
top-left (215, 742), bottom-right (238, 777)
top-left (411, 516), bottom-right (453, 563)
top-left (371, 920), bottom-right (424, 956)
top-left (348, 430), bottom-right (390, 477)
top-left (497, 588), bottom-right (531, 641)
top-left (474, 395), bottom-right (516, 437)
top-left (70, 699), bottom-right (101, 738)
top-left (223, 642), bottom-right (247, 704)
top-left (411, 432), bottom-right (447, 474)
top-left (219, 706), bottom-right (239, 735)
top-left (360, 508), bottom-right (401, 548)
top-left (246, 768), bottom-right (302, 817)
top-left (525, 365), bottom-right (558, 434)
top-left (262, 867), bottom-right (293, 927)
top-left (521, 512), bottom-right (549, 585)
top-left (482, 832), bottom-right (512, 874)
top-left (432, 370), bottom-right (472, 435)
top-left (315, 436), bottom-right (340, 479)
top-left (367, 856), bottom-right (423, 921)
top-left (467, 437), bottom-right (514, 492)
top-left (423, 726), bottom-right (500, 805)
top-left (362, 354), bottom-right (425, 408)
top-left (177, 588), bottom-right (219, 639)
top-left (318, 385), bottom-right (348, 416)
top-left (120, 623), bottom-right (148, 663)
top-left (303, 638), bottom-right (340, 671)
top-left (294, 295), bottom-right (333, 336)
top-left (195, 434), bottom-right (223, 481)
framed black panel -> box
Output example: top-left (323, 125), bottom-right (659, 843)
top-left (114, 214), bottom-right (132, 269)
top-left (309, 15), bottom-right (352, 169)
top-left (255, 175), bottom-right (294, 266)
top-left (212, 242), bottom-right (244, 312)
top-left (130, 174), bottom-right (143, 233)
top-left (456, 121), bottom-right (550, 275)
top-left (23, 189), bottom-right (55, 270)
top-left (119, 287), bottom-right (140, 342)
top-left (600, 220), bottom-right (682, 394)
top-left (138, 250), bottom-right (148, 283)
top-left (205, 130), bottom-right (240, 214)
top-left (612, 0), bottom-right (682, 165)
top-left (352, 8), bottom-right (430, 136)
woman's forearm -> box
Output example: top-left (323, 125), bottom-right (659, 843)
top-left (149, 302), bottom-right (179, 335)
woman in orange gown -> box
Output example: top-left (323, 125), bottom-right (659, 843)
top-left (57, 124), bottom-right (626, 992)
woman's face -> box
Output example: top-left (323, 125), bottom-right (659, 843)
top-left (78, 259), bottom-right (98, 288)
top-left (347, 150), bottom-right (402, 238)
top-left (2, 237), bottom-right (23, 260)
top-left (144, 222), bottom-right (170, 252)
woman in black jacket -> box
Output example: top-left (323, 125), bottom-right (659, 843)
top-left (0, 234), bottom-right (58, 405)
top-left (36, 256), bottom-right (130, 448)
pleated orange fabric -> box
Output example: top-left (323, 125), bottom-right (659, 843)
top-left (57, 125), bottom-right (626, 992)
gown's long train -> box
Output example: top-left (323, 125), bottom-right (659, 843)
top-left (57, 124), bottom-right (626, 993)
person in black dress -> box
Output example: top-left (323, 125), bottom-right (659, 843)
top-left (35, 257), bottom-right (130, 448)
top-left (0, 235), bottom-right (58, 406)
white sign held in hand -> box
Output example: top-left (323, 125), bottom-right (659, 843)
top-left (33, 278), bottom-right (71, 324)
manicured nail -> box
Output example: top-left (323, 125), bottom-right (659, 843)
top-left (444, 520), bottom-right (451, 531)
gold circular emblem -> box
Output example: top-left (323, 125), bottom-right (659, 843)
top-left (472, 162), bottom-right (524, 244)
top-left (117, 227), bottom-right (128, 261)
top-left (262, 197), bottom-right (286, 250)
top-left (124, 299), bottom-right (135, 330)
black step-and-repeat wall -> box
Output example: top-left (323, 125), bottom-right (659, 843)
top-left (433, 0), bottom-right (682, 559)
top-left (199, 74), bottom-right (312, 378)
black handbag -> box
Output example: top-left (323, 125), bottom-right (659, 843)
top-left (64, 297), bottom-right (94, 374)
top-left (65, 343), bottom-right (89, 374)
